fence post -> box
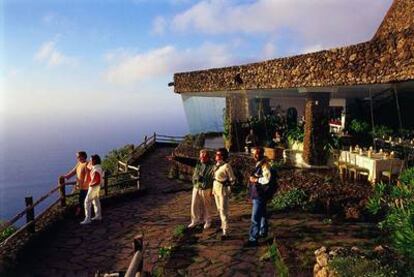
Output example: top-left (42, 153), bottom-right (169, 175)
top-left (104, 171), bottom-right (108, 196)
top-left (59, 176), bottom-right (66, 207)
top-left (137, 165), bottom-right (141, 190)
top-left (25, 196), bottom-right (35, 234)
top-left (154, 132), bottom-right (156, 143)
top-left (125, 161), bottom-right (129, 173)
top-left (135, 234), bottom-right (144, 274)
top-left (144, 136), bottom-right (147, 148)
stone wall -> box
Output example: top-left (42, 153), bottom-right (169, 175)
top-left (302, 93), bottom-right (330, 165)
top-left (174, 0), bottom-right (414, 94)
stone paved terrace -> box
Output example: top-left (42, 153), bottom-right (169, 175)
top-left (9, 146), bottom-right (380, 276)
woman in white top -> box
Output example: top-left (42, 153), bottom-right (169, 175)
top-left (213, 148), bottom-right (236, 238)
top-left (80, 154), bottom-right (104, 225)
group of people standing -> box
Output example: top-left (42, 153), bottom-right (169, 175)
top-left (190, 147), bottom-right (277, 246)
top-left (62, 152), bottom-right (104, 225)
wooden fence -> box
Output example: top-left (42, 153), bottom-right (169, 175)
top-left (125, 234), bottom-right (144, 277)
top-left (0, 165), bottom-right (143, 246)
top-left (0, 132), bottom-right (184, 271)
top-left (126, 133), bottom-right (184, 164)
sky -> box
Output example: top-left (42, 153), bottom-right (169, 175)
top-left (1, 0), bottom-right (393, 130)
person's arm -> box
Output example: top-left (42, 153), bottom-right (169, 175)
top-left (227, 164), bottom-right (236, 185)
top-left (192, 163), bottom-right (200, 186)
top-left (89, 171), bottom-right (101, 187)
top-left (64, 165), bottom-right (77, 180)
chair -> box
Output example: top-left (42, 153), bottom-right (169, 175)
top-left (333, 151), bottom-right (348, 181)
top-left (348, 154), bottom-right (370, 182)
top-left (382, 159), bottom-right (404, 185)
top-left (347, 153), bottom-right (359, 181)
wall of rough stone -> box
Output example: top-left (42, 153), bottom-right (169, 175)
top-left (174, 0), bottom-right (414, 94)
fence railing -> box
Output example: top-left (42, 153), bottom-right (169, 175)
top-left (126, 133), bottom-right (184, 164)
top-left (125, 234), bottom-right (144, 277)
top-left (0, 132), bottom-right (183, 247)
top-left (0, 168), bottom-right (141, 246)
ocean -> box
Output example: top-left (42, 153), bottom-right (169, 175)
top-left (0, 114), bottom-right (188, 225)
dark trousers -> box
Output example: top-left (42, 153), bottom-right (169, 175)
top-left (249, 198), bottom-right (268, 241)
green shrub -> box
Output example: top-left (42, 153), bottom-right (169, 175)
top-left (367, 168), bottom-right (414, 262)
top-left (285, 125), bottom-right (304, 143)
top-left (329, 256), bottom-right (396, 277)
top-left (173, 224), bottom-right (186, 239)
top-left (158, 245), bottom-right (173, 259)
top-left (270, 188), bottom-right (307, 211)
top-left (371, 125), bottom-right (393, 138)
top-left (101, 145), bottom-right (134, 173)
top-left (0, 221), bottom-right (16, 242)
top-left (260, 242), bottom-right (289, 277)
top-left (398, 167), bottom-right (414, 186)
top-left (349, 119), bottom-right (370, 135)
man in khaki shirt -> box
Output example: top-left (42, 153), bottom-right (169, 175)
top-left (62, 151), bottom-right (89, 216)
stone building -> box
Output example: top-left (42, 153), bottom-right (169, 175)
top-left (170, 0), bottom-right (414, 166)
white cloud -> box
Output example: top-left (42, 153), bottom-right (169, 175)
top-left (152, 16), bottom-right (167, 35)
top-left (301, 44), bottom-right (323, 54)
top-left (104, 43), bottom-right (240, 85)
top-left (262, 41), bottom-right (277, 59)
top-left (171, 0), bottom-right (392, 49)
top-left (34, 40), bottom-right (77, 67)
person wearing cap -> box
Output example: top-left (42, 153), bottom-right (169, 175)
top-left (62, 151), bottom-right (90, 217)
top-left (245, 146), bottom-right (277, 247)
top-left (213, 148), bottom-right (236, 239)
top-left (188, 149), bottom-right (215, 229)
top-left (81, 154), bottom-right (104, 225)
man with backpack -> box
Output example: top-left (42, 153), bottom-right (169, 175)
top-left (245, 146), bottom-right (278, 247)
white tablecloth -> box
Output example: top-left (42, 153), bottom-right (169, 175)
top-left (339, 151), bottom-right (404, 182)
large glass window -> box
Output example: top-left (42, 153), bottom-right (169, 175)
top-left (181, 95), bottom-right (225, 134)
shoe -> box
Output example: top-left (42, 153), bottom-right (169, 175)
top-left (80, 219), bottom-right (91, 225)
top-left (221, 234), bottom-right (229, 241)
top-left (203, 222), bottom-right (211, 229)
top-left (243, 240), bottom-right (258, 247)
top-left (187, 222), bottom-right (198, 228)
top-left (91, 216), bottom-right (102, 221)
top-left (259, 233), bottom-right (268, 239)
top-left (220, 230), bottom-right (229, 240)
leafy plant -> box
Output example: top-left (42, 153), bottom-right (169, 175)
top-left (158, 245), bottom-right (173, 259)
top-left (398, 167), bottom-right (414, 186)
top-left (285, 125), bottom-right (304, 143)
top-left (366, 168), bottom-right (414, 261)
top-left (101, 144), bottom-right (134, 173)
top-left (222, 108), bottom-right (231, 141)
top-left (260, 241), bottom-right (289, 277)
top-left (0, 221), bottom-right (16, 242)
top-left (349, 119), bottom-right (370, 135)
top-left (328, 256), bottom-right (396, 277)
top-left (270, 188), bottom-right (307, 211)
top-left (173, 224), bottom-right (186, 239)
top-left (371, 125), bottom-right (393, 138)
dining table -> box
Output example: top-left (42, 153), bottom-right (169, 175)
top-left (339, 150), bottom-right (404, 183)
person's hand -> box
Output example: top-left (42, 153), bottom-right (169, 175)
top-left (227, 186), bottom-right (232, 196)
top-left (249, 176), bottom-right (258, 183)
top-left (75, 185), bottom-right (80, 190)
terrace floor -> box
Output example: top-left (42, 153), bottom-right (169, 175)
top-left (10, 146), bottom-right (380, 277)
